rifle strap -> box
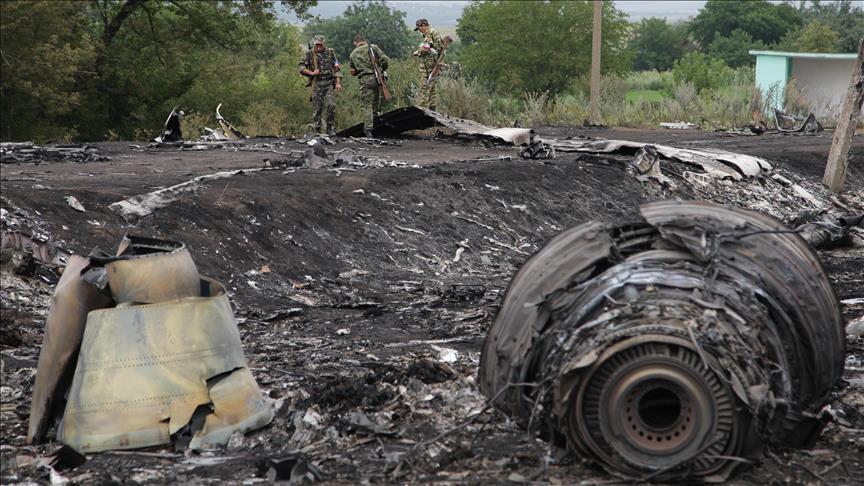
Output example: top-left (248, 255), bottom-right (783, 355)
top-left (367, 44), bottom-right (375, 67)
top-left (367, 44), bottom-right (380, 84)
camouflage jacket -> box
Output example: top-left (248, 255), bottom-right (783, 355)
top-left (299, 48), bottom-right (342, 83)
top-left (349, 42), bottom-right (389, 78)
top-left (416, 27), bottom-right (444, 69)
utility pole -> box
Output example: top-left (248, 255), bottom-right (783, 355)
top-left (589, 0), bottom-right (602, 125)
top-left (823, 37), bottom-right (864, 192)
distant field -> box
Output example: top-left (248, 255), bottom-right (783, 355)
top-left (625, 89), bottom-right (665, 103)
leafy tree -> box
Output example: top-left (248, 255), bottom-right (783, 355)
top-left (1, 0), bottom-right (316, 141)
top-left (799, 0), bottom-right (864, 52)
top-left (706, 29), bottom-right (765, 67)
top-left (690, 0), bottom-right (803, 47)
top-left (672, 52), bottom-right (733, 92)
top-left (303, 1), bottom-right (413, 62)
top-left (0, 1), bottom-right (96, 140)
top-left (629, 17), bottom-right (691, 71)
top-left (791, 20), bottom-right (840, 52)
top-left (456, 0), bottom-right (631, 96)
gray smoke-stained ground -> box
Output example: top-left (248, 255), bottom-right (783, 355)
top-left (1, 127), bottom-right (863, 484)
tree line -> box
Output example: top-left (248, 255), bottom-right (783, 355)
top-left (1, 0), bottom-right (862, 142)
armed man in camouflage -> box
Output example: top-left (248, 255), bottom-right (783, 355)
top-left (299, 35), bottom-right (342, 136)
top-left (413, 19), bottom-right (444, 111)
top-left (349, 33), bottom-right (389, 137)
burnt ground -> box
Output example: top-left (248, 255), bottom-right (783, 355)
top-left (1, 127), bottom-right (863, 484)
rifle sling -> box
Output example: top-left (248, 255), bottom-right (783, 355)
top-left (368, 45), bottom-right (381, 85)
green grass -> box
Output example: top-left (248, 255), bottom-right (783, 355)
top-left (626, 89), bottom-right (665, 103)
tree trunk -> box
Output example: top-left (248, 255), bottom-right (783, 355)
top-left (823, 37), bottom-right (864, 192)
top-left (94, 0), bottom-right (145, 127)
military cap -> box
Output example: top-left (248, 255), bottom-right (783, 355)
top-left (414, 18), bottom-right (429, 31)
top-left (312, 35), bottom-right (325, 45)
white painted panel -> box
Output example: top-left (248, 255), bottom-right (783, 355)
top-left (790, 58), bottom-right (855, 118)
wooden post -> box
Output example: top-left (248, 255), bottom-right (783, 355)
top-left (589, 0), bottom-right (602, 124)
top-left (823, 37), bottom-right (864, 192)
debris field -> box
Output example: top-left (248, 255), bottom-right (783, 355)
top-left (1, 125), bottom-right (863, 484)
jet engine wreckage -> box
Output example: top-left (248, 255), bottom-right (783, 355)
top-left (479, 200), bottom-right (845, 482)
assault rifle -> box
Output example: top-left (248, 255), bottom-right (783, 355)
top-left (368, 44), bottom-right (392, 101)
top-left (426, 35), bottom-right (453, 84)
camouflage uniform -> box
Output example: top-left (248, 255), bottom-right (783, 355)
top-left (299, 42), bottom-right (342, 134)
top-left (349, 42), bottom-right (389, 134)
top-left (415, 26), bottom-right (444, 111)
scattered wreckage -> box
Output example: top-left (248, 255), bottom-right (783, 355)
top-left (154, 105), bottom-right (184, 143)
top-left (337, 107), bottom-right (535, 146)
top-left (27, 236), bottom-right (273, 453)
top-left (204, 103), bottom-right (245, 141)
top-left (774, 109), bottom-right (823, 133)
top-left (336, 107), bottom-right (775, 183)
top-left (0, 143), bottom-right (109, 164)
top-left (479, 201), bottom-right (845, 482)
top-left (153, 103), bottom-right (245, 145)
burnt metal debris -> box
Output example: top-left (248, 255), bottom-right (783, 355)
top-left (795, 212), bottom-right (864, 249)
top-left (108, 167), bottom-right (267, 220)
top-left (155, 105), bottom-right (184, 143)
top-left (0, 142), bottom-right (109, 164)
top-left (337, 107), bottom-right (534, 145)
top-left (28, 235), bottom-right (273, 452)
top-left (202, 103), bottom-right (245, 141)
top-left (1, 230), bottom-right (70, 265)
top-left (479, 200), bottom-right (845, 482)
top-left (546, 138), bottom-right (771, 180)
top-left (774, 109), bottom-right (823, 133)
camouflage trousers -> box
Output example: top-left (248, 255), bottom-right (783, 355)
top-left (311, 81), bottom-right (336, 132)
top-left (359, 76), bottom-right (382, 132)
top-left (417, 66), bottom-right (437, 111)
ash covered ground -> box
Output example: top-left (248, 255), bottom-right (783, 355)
top-left (1, 127), bottom-right (863, 484)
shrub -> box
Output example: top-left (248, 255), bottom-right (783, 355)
top-left (241, 99), bottom-right (298, 137)
top-left (437, 75), bottom-right (493, 122)
top-left (548, 93), bottom-right (590, 126)
top-left (626, 70), bottom-right (675, 93)
top-left (782, 78), bottom-right (812, 116)
top-left (179, 111), bottom-right (210, 140)
top-left (672, 52), bottom-right (733, 92)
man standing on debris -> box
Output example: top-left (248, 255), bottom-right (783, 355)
top-left (349, 33), bottom-right (390, 137)
top-left (300, 35), bottom-right (342, 136)
top-left (413, 19), bottom-right (444, 111)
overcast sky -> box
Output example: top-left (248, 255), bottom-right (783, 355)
top-left (284, 1), bottom-right (710, 25)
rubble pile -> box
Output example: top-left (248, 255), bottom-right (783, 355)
top-left (0, 143), bottom-right (109, 164)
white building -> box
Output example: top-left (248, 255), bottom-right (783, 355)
top-left (750, 50), bottom-right (858, 119)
